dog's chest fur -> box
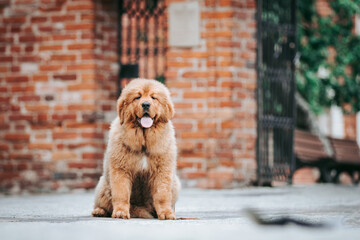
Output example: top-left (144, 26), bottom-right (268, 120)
top-left (140, 156), bottom-right (148, 170)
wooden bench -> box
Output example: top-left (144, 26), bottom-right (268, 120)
top-left (328, 137), bottom-right (360, 184)
top-left (294, 129), bottom-right (334, 182)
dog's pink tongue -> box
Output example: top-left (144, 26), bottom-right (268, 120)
top-left (140, 117), bottom-right (153, 128)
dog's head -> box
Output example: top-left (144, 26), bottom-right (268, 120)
top-left (117, 79), bottom-right (174, 128)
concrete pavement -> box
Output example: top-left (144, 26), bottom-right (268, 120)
top-left (0, 185), bottom-right (359, 239)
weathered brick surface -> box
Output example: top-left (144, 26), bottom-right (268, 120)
top-left (0, 0), bottom-right (260, 193)
top-left (167, 0), bottom-right (257, 188)
top-left (0, 0), bottom-right (118, 194)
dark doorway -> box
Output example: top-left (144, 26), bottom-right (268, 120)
top-left (117, 0), bottom-right (167, 96)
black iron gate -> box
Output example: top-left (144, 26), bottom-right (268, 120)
top-left (117, 0), bottom-right (167, 96)
top-left (256, 0), bottom-right (297, 185)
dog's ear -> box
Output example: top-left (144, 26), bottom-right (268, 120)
top-left (165, 99), bottom-right (175, 120)
top-left (158, 97), bottom-right (175, 123)
top-left (117, 96), bottom-right (125, 125)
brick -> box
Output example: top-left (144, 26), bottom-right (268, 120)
top-left (0, 143), bottom-right (9, 151)
top-left (39, 44), bottom-right (63, 51)
top-left (70, 181), bottom-right (96, 189)
top-left (28, 143), bottom-right (53, 150)
top-left (9, 153), bottom-right (33, 160)
top-left (66, 3), bottom-right (95, 11)
top-left (31, 16), bottom-right (48, 23)
top-left (9, 114), bottom-right (33, 121)
top-left (39, 64), bottom-right (62, 71)
top-left (0, 56), bottom-right (13, 62)
top-left (52, 151), bottom-right (77, 161)
top-left (25, 105), bottom-right (49, 112)
top-left (81, 132), bottom-right (104, 139)
top-left (177, 161), bottom-right (202, 169)
top-left (181, 171), bottom-right (206, 179)
top-left (208, 170), bottom-right (233, 180)
top-left (53, 74), bottom-right (77, 81)
top-left (173, 122), bottom-right (193, 130)
top-left (52, 132), bottom-right (78, 139)
top-left (66, 122), bottom-right (96, 129)
top-left (219, 0), bottom-right (232, 6)
top-left (181, 152), bottom-right (209, 158)
top-left (181, 132), bottom-right (208, 139)
top-left (202, 31), bottom-right (233, 38)
top-left (215, 51), bottom-right (233, 57)
top-left (177, 141), bottom-right (195, 152)
top-left (66, 23), bottom-right (94, 31)
top-left (220, 101), bottom-right (241, 108)
top-left (52, 114), bottom-right (77, 121)
top-left (52, 34), bottom-right (77, 41)
top-left (238, 31), bottom-right (252, 38)
top-left (82, 152), bottom-right (104, 160)
top-left (173, 103), bottom-right (192, 109)
top-left (51, 54), bottom-right (76, 61)
top-left (25, 45), bottom-right (34, 52)
top-left (5, 133), bottom-right (30, 142)
top-left (18, 35), bottom-right (41, 43)
top-left (67, 63), bottom-right (96, 71)
top-left (3, 16), bottom-right (26, 24)
top-left (183, 91), bottom-right (211, 99)
top-left (18, 55), bottom-right (41, 62)
top-left (220, 160), bottom-right (235, 167)
top-left (0, 87), bottom-right (7, 92)
top-left (0, 173), bottom-right (20, 181)
top-left (68, 162), bottom-right (97, 169)
top-left (216, 71), bottom-right (233, 77)
top-left (81, 13), bottom-right (95, 21)
top-left (182, 71), bottom-right (209, 78)
top-left (18, 95), bottom-right (41, 101)
top-left (182, 51), bottom-right (208, 58)
top-left (0, 124), bottom-right (10, 130)
top-left (201, 11), bottom-right (235, 19)
top-left (68, 43), bottom-right (94, 50)
top-left (0, 66), bottom-right (8, 73)
top-left (0, 96), bottom-right (10, 103)
top-left (198, 122), bottom-right (217, 129)
top-left (33, 74), bottom-right (48, 82)
top-left (39, 5), bottom-right (62, 12)
top-left (68, 104), bottom-right (96, 111)
top-left (164, 71), bottom-right (178, 79)
top-left (51, 15), bottom-right (76, 22)
top-left (6, 75), bottom-right (29, 83)
top-left (243, 82), bottom-right (256, 91)
top-left (68, 83), bottom-right (97, 91)
top-left (167, 61), bottom-right (193, 68)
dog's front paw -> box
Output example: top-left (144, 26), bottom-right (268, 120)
top-left (157, 209), bottom-right (176, 220)
top-left (112, 207), bottom-right (130, 219)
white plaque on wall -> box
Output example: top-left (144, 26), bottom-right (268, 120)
top-left (169, 1), bottom-right (200, 47)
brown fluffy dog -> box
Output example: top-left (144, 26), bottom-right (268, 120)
top-left (92, 79), bottom-right (180, 220)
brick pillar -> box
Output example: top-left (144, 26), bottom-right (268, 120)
top-left (166, 0), bottom-right (257, 188)
top-left (0, 0), bottom-right (118, 193)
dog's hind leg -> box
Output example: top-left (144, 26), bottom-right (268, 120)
top-left (92, 176), bottom-right (113, 217)
top-left (130, 206), bottom-right (154, 219)
top-left (171, 175), bottom-right (181, 211)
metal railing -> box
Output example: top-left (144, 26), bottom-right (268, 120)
top-left (256, 0), bottom-right (297, 185)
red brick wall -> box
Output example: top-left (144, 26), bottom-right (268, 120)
top-left (0, 0), bottom-right (257, 193)
top-left (0, 0), bottom-right (118, 194)
top-left (167, 0), bottom-right (257, 188)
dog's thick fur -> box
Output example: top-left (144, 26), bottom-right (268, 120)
top-left (92, 79), bottom-right (180, 220)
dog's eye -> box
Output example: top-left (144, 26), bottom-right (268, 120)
top-left (134, 96), bottom-right (141, 100)
top-left (151, 96), bottom-right (156, 100)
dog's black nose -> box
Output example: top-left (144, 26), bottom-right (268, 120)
top-left (142, 102), bottom-right (150, 110)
